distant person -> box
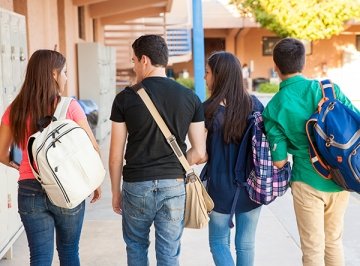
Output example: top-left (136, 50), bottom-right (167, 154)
top-left (263, 38), bottom-right (359, 266)
top-left (321, 62), bottom-right (328, 78)
top-left (0, 49), bottom-right (101, 265)
top-left (108, 34), bottom-right (206, 266)
top-left (242, 63), bottom-right (250, 90)
top-left (203, 51), bottom-right (263, 266)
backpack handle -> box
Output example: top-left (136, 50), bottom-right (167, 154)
top-left (37, 116), bottom-right (56, 132)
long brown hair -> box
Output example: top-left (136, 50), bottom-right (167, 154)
top-left (205, 51), bottom-right (252, 144)
top-left (9, 49), bottom-right (66, 148)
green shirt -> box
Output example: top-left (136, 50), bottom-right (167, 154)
top-left (263, 75), bottom-right (358, 192)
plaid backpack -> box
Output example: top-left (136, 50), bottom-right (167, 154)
top-left (235, 112), bottom-right (291, 205)
top-left (246, 112), bottom-right (291, 204)
top-left (229, 112), bottom-right (291, 227)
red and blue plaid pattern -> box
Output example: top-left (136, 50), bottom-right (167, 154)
top-left (246, 112), bottom-right (291, 205)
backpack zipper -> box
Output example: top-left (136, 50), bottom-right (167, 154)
top-left (44, 126), bottom-right (83, 204)
top-left (314, 124), bottom-right (360, 149)
top-left (348, 143), bottom-right (360, 182)
top-left (35, 123), bottom-right (68, 165)
top-left (321, 102), bottom-right (335, 123)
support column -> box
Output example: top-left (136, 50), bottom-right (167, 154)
top-left (192, 0), bottom-right (206, 101)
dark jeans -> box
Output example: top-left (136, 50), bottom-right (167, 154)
top-left (18, 179), bottom-right (85, 266)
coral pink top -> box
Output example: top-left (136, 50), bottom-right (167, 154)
top-left (1, 99), bottom-right (87, 181)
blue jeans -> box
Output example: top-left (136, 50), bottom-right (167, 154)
top-left (209, 207), bottom-right (261, 266)
top-left (18, 179), bottom-right (85, 266)
top-left (122, 179), bottom-right (186, 266)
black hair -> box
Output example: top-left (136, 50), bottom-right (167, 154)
top-left (273, 38), bottom-right (305, 75)
top-left (132, 35), bottom-right (168, 67)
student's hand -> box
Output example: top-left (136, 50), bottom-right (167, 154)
top-left (90, 186), bottom-right (102, 203)
top-left (112, 191), bottom-right (122, 215)
top-left (273, 159), bottom-right (288, 169)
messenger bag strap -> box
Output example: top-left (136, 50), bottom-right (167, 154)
top-left (131, 82), bottom-right (195, 179)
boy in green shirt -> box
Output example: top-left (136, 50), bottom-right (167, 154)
top-left (263, 38), bottom-right (358, 266)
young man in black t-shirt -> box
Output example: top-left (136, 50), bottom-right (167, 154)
top-left (109, 35), bottom-right (207, 266)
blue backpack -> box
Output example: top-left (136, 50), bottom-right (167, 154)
top-left (306, 79), bottom-right (360, 192)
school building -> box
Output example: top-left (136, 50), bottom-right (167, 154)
top-left (0, 0), bottom-right (360, 261)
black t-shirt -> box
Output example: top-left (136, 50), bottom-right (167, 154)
top-left (110, 76), bottom-right (204, 182)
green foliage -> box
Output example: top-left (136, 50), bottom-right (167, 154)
top-left (257, 82), bottom-right (279, 93)
top-left (176, 77), bottom-right (195, 91)
top-left (231, 0), bottom-right (360, 41)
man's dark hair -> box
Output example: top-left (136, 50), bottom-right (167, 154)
top-left (273, 38), bottom-right (305, 75)
top-left (132, 35), bottom-right (168, 67)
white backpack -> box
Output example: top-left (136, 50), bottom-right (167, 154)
top-left (27, 97), bottom-right (105, 209)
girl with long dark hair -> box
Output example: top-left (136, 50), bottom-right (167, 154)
top-left (203, 51), bottom-right (263, 266)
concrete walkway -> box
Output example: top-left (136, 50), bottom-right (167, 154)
top-left (1, 135), bottom-right (360, 265)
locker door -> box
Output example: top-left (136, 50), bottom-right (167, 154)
top-left (0, 11), bottom-right (13, 109)
top-left (0, 50), bottom-right (4, 116)
top-left (18, 16), bottom-right (27, 86)
top-left (0, 9), bottom-right (26, 260)
top-left (10, 15), bottom-right (21, 96)
top-left (6, 167), bottom-right (22, 238)
top-left (0, 165), bottom-right (9, 253)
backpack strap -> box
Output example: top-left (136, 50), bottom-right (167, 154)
top-left (28, 97), bottom-right (73, 182)
top-left (315, 80), bottom-right (335, 113)
top-left (27, 136), bottom-right (41, 180)
top-left (53, 97), bottom-right (72, 120)
top-left (320, 79), bottom-right (336, 101)
top-left (305, 118), bottom-right (331, 179)
top-left (305, 80), bottom-right (333, 179)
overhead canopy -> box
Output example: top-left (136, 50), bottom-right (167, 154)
top-left (73, 0), bottom-right (192, 73)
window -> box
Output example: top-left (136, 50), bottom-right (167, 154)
top-left (78, 6), bottom-right (85, 40)
top-left (93, 19), bottom-right (97, 42)
top-left (262, 37), bottom-right (312, 56)
top-left (262, 37), bottom-right (281, 56)
top-left (356, 35), bottom-right (360, 51)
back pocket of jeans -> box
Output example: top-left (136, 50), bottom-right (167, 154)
top-left (161, 193), bottom-right (185, 222)
top-left (18, 192), bottom-right (36, 214)
top-left (123, 188), bottom-right (146, 218)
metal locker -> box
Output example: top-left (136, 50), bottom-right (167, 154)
top-left (0, 51), bottom-right (4, 115)
top-left (0, 166), bottom-right (9, 255)
top-left (0, 10), bottom-right (13, 109)
top-left (0, 8), bottom-right (26, 261)
top-left (5, 167), bottom-right (22, 247)
top-left (10, 14), bottom-right (21, 96)
top-left (18, 17), bottom-right (27, 86)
